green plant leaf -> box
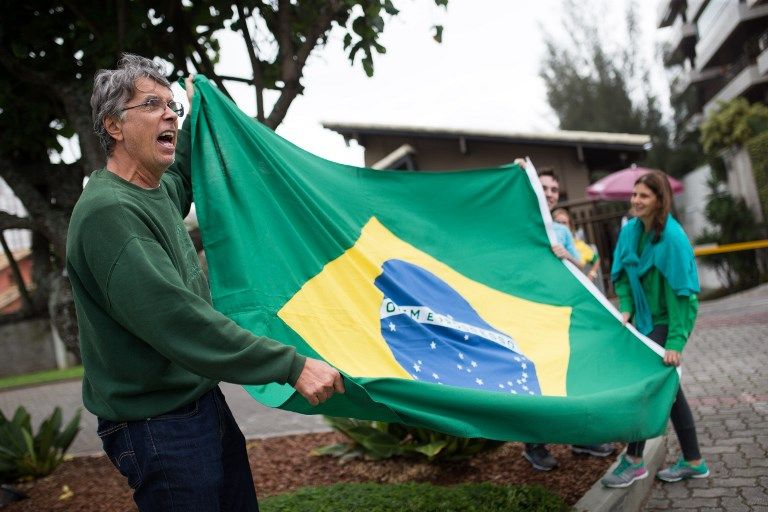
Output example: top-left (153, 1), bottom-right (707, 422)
top-left (432, 24), bottom-right (443, 43)
top-left (321, 417), bottom-right (503, 463)
top-left (21, 429), bottom-right (37, 467)
top-left (55, 409), bottom-right (82, 451)
top-left (411, 440), bottom-right (447, 459)
top-left (11, 407), bottom-right (32, 434)
top-left (310, 443), bottom-right (353, 457)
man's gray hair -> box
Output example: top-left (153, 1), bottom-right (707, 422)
top-left (91, 54), bottom-right (171, 157)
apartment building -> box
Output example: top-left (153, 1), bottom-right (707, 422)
top-left (659, 0), bottom-right (768, 128)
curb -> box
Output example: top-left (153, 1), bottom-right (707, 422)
top-left (574, 436), bottom-right (667, 512)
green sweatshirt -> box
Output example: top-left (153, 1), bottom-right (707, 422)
top-left (66, 123), bottom-right (306, 421)
top-left (614, 230), bottom-right (698, 352)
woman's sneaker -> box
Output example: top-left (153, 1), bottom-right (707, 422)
top-left (601, 455), bottom-right (648, 488)
top-left (657, 458), bottom-right (710, 482)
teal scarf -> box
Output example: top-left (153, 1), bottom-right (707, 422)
top-left (611, 216), bottom-right (699, 335)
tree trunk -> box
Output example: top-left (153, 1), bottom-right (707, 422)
top-left (59, 84), bottom-right (103, 172)
top-left (49, 269), bottom-right (81, 362)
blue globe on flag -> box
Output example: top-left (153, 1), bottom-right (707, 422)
top-left (375, 259), bottom-right (541, 395)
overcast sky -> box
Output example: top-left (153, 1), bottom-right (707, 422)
top-left (205, 0), bottom-right (668, 167)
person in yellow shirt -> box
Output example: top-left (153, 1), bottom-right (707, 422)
top-left (552, 208), bottom-right (600, 282)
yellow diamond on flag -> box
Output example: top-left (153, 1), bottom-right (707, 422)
top-left (278, 217), bottom-right (572, 396)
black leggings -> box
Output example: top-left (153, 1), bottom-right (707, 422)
top-left (626, 325), bottom-right (701, 461)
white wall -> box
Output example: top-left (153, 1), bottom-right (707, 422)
top-left (678, 165), bottom-right (723, 290)
top-left (723, 146), bottom-right (764, 223)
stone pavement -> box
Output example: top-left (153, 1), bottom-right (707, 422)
top-left (1, 285), bottom-right (766, 511)
top-left (644, 284), bottom-right (768, 511)
top-left (0, 381), bottom-right (330, 456)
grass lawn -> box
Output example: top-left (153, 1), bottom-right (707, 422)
top-left (0, 365), bottom-right (83, 391)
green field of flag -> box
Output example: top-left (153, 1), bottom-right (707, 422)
top-left (187, 75), bottom-right (679, 444)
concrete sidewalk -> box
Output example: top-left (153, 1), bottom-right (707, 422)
top-left (575, 284), bottom-right (768, 512)
top-left (643, 284), bottom-right (768, 511)
top-left (0, 381), bottom-right (330, 456)
top-left (1, 284), bottom-right (766, 511)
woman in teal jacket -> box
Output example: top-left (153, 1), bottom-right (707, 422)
top-left (602, 171), bottom-right (709, 488)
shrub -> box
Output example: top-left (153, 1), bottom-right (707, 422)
top-left (700, 98), bottom-right (768, 154)
top-left (695, 190), bottom-right (764, 289)
top-left (260, 482), bottom-right (570, 512)
top-left (313, 417), bottom-right (503, 462)
top-left (746, 131), bottom-right (768, 223)
top-left (0, 406), bottom-right (80, 482)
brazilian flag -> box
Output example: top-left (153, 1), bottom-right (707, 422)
top-left (187, 75), bottom-right (679, 444)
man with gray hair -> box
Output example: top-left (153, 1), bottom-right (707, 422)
top-left (67, 53), bottom-right (344, 511)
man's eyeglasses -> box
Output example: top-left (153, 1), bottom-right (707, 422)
top-left (121, 98), bottom-right (184, 117)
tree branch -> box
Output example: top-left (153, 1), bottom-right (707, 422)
top-left (59, 83), bottom-right (103, 171)
top-left (166, 2), bottom-right (233, 99)
top-left (0, 47), bottom-right (49, 85)
top-left (266, 0), bottom-right (344, 128)
top-left (236, 2), bottom-right (265, 122)
top-left (191, 41), bottom-right (234, 100)
top-left (61, 0), bottom-right (105, 40)
top-left (0, 159), bottom-right (70, 258)
top-left (0, 211), bottom-right (33, 231)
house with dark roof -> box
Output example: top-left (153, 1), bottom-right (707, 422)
top-left (323, 122), bottom-right (651, 203)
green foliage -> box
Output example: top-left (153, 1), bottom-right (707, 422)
top-left (313, 417), bottom-right (503, 462)
top-left (696, 100), bottom-right (768, 291)
top-left (539, 0), bottom-right (671, 169)
top-left (0, 406), bottom-right (81, 482)
top-left (746, 131), bottom-right (768, 220)
top-left (700, 98), bottom-right (768, 154)
top-left (694, 183), bottom-right (764, 289)
top-left (260, 482), bottom-right (569, 512)
top-left (0, 0), bottom-right (448, 324)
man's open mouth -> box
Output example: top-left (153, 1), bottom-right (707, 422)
top-left (157, 130), bottom-right (175, 148)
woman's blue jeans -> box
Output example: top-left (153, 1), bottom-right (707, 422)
top-left (97, 386), bottom-right (259, 511)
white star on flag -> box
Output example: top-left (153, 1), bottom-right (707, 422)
top-left (388, 322), bottom-right (396, 332)
top-left (430, 341), bottom-right (437, 349)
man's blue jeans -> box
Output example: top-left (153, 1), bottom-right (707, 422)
top-left (97, 386), bottom-right (259, 511)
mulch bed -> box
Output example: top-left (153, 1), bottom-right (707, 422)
top-left (4, 433), bottom-right (616, 511)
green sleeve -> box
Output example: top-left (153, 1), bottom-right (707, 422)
top-left (663, 279), bottom-right (694, 352)
top-left (161, 117), bottom-right (193, 217)
top-left (106, 236), bottom-right (306, 386)
top-left (614, 273), bottom-right (634, 315)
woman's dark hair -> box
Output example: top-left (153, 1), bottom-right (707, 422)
top-left (634, 170), bottom-right (673, 243)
